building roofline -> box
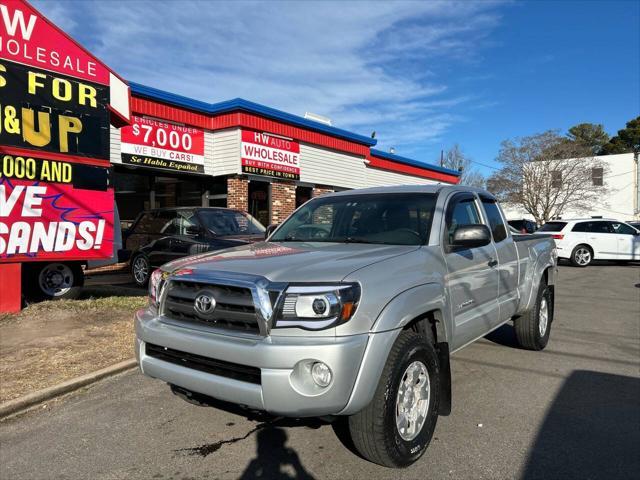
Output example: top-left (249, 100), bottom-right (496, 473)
top-left (129, 82), bottom-right (377, 147)
top-left (370, 148), bottom-right (461, 177)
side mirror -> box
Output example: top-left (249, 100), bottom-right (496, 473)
top-left (451, 224), bottom-right (492, 249)
top-left (265, 224), bottom-right (278, 239)
top-left (185, 225), bottom-right (202, 236)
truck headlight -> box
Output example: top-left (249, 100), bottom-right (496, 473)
top-left (274, 283), bottom-right (361, 330)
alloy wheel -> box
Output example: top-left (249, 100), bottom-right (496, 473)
top-left (133, 256), bottom-right (149, 284)
top-left (395, 360), bottom-right (430, 441)
top-left (575, 247), bottom-right (591, 266)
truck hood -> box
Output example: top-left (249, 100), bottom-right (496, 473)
top-left (162, 241), bottom-right (419, 282)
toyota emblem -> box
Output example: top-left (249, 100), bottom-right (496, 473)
top-left (194, 293), bottom-right (216, 315)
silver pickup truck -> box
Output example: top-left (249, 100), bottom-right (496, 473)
top-left (135, 185), bottom-right (556, 467)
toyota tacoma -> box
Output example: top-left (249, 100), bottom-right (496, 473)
top-left (135, 185), bottom-right (557, 467)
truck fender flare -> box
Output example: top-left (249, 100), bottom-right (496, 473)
top-left (339, 283), bottom-right (450, 416)
top-left (370, 282), bottom-right (448, 334)
top-left (523, 256), bottom-right (556, 313)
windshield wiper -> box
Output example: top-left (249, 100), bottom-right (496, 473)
top-left (342, 237), bottom-right (389, 244)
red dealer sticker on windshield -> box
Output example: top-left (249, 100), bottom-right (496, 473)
top-left (0, 178), bottom-right (114, 262)
top-left (241, 130), bottom-right (300, 180)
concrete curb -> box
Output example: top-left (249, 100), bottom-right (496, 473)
top-left (0, 358), bottom-right (137, 419)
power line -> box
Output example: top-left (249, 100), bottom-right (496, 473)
top-left (467, 159), bottom-right (502, 171)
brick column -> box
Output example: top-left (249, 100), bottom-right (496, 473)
top-left (226, 176), bottom-right (248, 211)
top-left (271, 180), bottom-right (296, 224)
top-left (312, 185), bottom-right (334, 197)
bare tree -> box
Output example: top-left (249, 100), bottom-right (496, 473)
top-left (441, 144), bottom-right (485, 187)
top-left (488, 131), bottom-right (607, 225)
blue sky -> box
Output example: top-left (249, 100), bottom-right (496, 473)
top-left (35, 0), bottom-right (639, 176)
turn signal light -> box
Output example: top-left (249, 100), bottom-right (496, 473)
top-left (552, 234), bottom-right (564, 240)
top-left (340, 302), bottom-right (355, 321)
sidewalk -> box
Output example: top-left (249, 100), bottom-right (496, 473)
top-left (0, 284), bottom-right (146, 403)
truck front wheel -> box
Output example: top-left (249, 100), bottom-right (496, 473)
top-left (348, 330), bottom-right (440, 468)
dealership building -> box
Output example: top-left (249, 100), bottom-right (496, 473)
top-left (109, 83), bottom-right (461, 226)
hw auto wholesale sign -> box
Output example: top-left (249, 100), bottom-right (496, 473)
top-left (120, 115), bottom-right (205, 174)
top-left (0, 0), bottom-right (130, 262)
top-left (241, 130), bottom-right (300, 180)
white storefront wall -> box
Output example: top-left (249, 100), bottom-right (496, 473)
top-left (501, 153), bottom-right (639, 221)
top-left (111, 124), bottom-right (447, 187)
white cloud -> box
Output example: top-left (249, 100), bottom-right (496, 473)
top-left (33, 0), bottom-right (505, 159)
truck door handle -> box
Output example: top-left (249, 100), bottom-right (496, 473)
top-left (488, 259), bottom-right (498, 268)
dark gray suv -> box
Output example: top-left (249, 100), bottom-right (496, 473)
top-left (126, 207), bottom-right (265, 286)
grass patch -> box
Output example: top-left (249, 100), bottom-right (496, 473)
top-left (0, 289), bottom-right (147, 402)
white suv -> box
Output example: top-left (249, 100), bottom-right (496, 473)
top-left (536, 218), bottom-right (640, 266)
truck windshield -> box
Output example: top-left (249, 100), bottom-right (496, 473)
top-left (270, 193), bottom-right (437, 245)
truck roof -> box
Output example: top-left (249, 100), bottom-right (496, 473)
top-left (327, 184), bottom-right (491, 197)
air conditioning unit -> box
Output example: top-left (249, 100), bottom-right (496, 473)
top-left (304, 112), bottom-right (332, 126)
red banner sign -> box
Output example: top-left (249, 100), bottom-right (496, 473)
top-left (0, 177), bottom-right (114, 262)
top-left (120, 116), bottom-right (205, 173)
top-left (0, 0), bottom-right (109, 84)
top-left (241, 130), bottom-right (300, 180)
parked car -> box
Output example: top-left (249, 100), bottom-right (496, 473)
top-left (135, 185), bottom-right (557, 467)
top-left (508, 218), bottom-right (537, 234)
top-left (126, 207), bottom-right (265, 286)
top-left (536, 218), bottom-right (640, 266)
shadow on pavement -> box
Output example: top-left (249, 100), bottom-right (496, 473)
top-left (522, 370), bottom-right (640, 480)
top-left (239, 427), bottom-right (316, 480)
top-left (171, 385), bottom-right (322, 477)
top-left (484, 323), bottom-right (520, 348)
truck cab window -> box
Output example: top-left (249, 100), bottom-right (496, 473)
top-left (480, 197), bottom-right (507, 242)
top-left (446, 197), bottom-right (481, 244)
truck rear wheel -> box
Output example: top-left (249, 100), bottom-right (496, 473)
top-left (514, 279), bottom-right (552, 350)
top-left (348, 330), bottom-right (440, 468)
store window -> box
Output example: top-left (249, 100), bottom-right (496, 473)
top-left (154, 176), bottom-right (204, 208)
top-left (113, 168), bottom-right (226, 229)
top-left (249, 181), bottom-right (270, 226)
top-left (113, 171), bottom-right (152, 226)
top-left (296, 186), bottom-right (312, 208)
top-left (592, 167), bottom-right (604, 186)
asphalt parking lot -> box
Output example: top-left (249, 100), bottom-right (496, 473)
top-left (1, 264), bottom-right (638, 480)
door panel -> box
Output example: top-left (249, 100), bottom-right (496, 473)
top-left (572, 221), bottom-right (617, 259)
top-left (611, 222), bottom-right (640, 260)
top-left (589, 222), bottom-right (618, 259)
top-left (480, 196), bottom-right (519, 321)
top-left (443, 193), bottom-right (499, 351)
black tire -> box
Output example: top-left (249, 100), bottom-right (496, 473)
top-left (24, 262), bottom-right (84, 301)
top-left (514, 279), bottom-right (552, 350)
top-left (130, 253), bottom-right (150, 287)
top-left (570, 244), bottom-right (593, 267)
top-left (348, 330), bottom-right (440, 468)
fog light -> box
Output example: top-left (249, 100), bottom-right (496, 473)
top-left (311, 362), bottom-right (332, 387)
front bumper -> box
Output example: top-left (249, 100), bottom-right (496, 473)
top-left (135, 308), bottom-right (370, 416)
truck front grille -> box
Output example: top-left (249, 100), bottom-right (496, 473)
top-left (163, 280), bottom-right (260, 334)
top-left (146, 343), bottom-right (262, 384)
